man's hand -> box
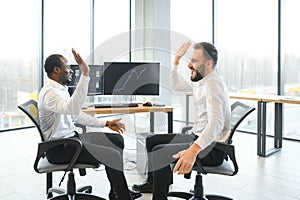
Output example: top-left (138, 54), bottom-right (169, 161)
top-left (72, 48), bottom-right (90, 76)
top-left (106, 118), bottom-right (125, 134)
top-left (173, 41), bottom-right (192, 65)
top-left (172, 143), bottom-right (201, 175)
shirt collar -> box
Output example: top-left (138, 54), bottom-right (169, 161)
top-left (195, 70), bottom-right (217, 86)
top-left (203, 70), bottom-right (217, 80)
top-left (47, 78), bottom-right (68, 91)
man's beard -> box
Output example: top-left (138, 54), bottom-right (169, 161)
top-left (60, 72), bottom-right (72, 85)
top-left (65, 79), bottom-right (72, 85)
top-left (191, 70), bottom-right (203, 82)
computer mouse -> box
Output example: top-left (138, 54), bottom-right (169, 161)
top-left (143, 102), bottom-right (153, 106)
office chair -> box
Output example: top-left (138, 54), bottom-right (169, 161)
top-left (18, 100), bottom-right (106, 200)
top-left (167, 101), bottom-right (255, 200)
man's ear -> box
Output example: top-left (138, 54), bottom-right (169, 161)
top-left (53, 66), bottom-right (60, 74)
top-left (206, 60), bottom-right (213, 68)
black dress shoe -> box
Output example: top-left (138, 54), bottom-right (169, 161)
top-left (132, 181), bottom-right (153, 193)
top-left (109, 189), bottom-right (142, 200)
top-left (130, 190), bottom-right (142, 199)
top-left (109, 189), bottom-right (119, 200)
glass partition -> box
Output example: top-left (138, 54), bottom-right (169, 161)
top-left (282, 0), bottom-right (300, 140)
top-left (44, 0), bottom-right (90, 63)
top-left (0, 0), bottom-right (39, 130)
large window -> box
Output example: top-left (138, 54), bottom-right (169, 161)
top-left (215, 0), bottom-right (278, 134)
top-left (282, 0), bottom-right (300, 140)
top-left (44, 0), bottom-right (90, 64)
top-left (170, 0), bottom-right (213, 128)
top-left (216, 0), bottom-right (278, 94)
top-left (171, 0), bottom-right (212, 43)
top-left (171, 0), bottom-right (212, 72)
top-left (94, 0), bottom-right (130, 64)
top-left (0, 0), bottom-right (39, 130)
top-left (2, 0), bottom-right (300, 141)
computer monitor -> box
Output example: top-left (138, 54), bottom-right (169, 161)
top-left (103, 62), bottom-right (160, 95)
top-left (67, 64), bottom-right (104, 96)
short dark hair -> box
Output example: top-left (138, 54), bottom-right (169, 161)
top-left (193, 42), bottom-right (218, 66)
top-left (44, 54), bottom-right (64, 78)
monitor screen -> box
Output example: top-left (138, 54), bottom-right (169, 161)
top-left (103, 62), bottom-right (160, 95)
top-left (67, 64), bottom-right (104, 96)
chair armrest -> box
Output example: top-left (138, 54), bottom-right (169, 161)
top-left (34, 138), bottom-right (82, 173)
top-left (181, 126), bottom-right (193, 134)
top-left (74, 123), bottom-right (87, 134)
top-left (213, 142), bottom-right (238, 176)
top-left (194, 142), bottom-right (238, 176)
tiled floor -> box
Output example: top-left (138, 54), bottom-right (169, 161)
top-left (1, 127), bottom-right (300, 200)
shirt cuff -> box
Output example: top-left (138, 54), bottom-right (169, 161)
top-left (172, 64), bottom-right (179, 71)
top-left (98, 119), bottom-right (106, 127)
top-left (193, 137), bottom-right (206, 150)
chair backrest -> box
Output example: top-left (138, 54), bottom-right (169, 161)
top-left (18, 100), bottom-right (45, 142)
top-left (226, 101), bottom-right (255, 144)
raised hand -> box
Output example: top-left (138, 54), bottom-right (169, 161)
top-left (71, 48), bottom-right (90, 76)
top-left (174, 41), bottom-right (192, 65)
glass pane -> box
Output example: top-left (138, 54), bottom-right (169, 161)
top-left (216, 0), bottom-right (278, 133)
top-left (171, 0), bottom-right (212, 73)
top-left (216, 0), bottom-right (278, 95)
top-left (282, 0), bottom-right (300, 140)
top-left (92, 0), bottom-right (130, 104)
top-left (170, 0), bottom-right (212, 126)
top-left (44, 0), bottom-right (90, 64)
top-left (94, 0), bottom-right (129, 64)
top-left (0, 0), bottom-right (39, 130)
top-left (171, 0), bottom-right (212, 43)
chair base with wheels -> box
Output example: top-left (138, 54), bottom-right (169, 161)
top-left (168, 173), bottom-right (233, 200)
top-left (46, 167), bottom-right (95, 199)
top-left (48, 171), bottom-right (104, 200)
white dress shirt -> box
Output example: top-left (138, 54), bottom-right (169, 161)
top-left (170, 65), bottom-right (231, 150)
top-left (38, 75), bottom-right (106, 140)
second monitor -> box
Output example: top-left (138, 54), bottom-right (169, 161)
top-left (68, 64), bottom-right (104, 96)
top-left (103, 62), bottom-right (160, 95)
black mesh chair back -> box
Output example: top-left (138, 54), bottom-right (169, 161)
top-left (226, 101), bottom-right (256, 144)
top-left (18, 99), bottom-right (45, 142)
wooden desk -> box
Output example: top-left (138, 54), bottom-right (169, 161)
top-left (82, 105), bottom-right (173, 133)
top-left (230, 93), bottom-right (300, 157)
top-left (260, 95), bottom-right (300, 155)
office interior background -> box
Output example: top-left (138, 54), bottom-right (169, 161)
top-left (1, 0), bottom-right (300, 200)
top-left (1, 0), bottom-right (300, 141)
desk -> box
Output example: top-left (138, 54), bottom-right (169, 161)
top-left (230, 93), bottom-right (300, 157)
top-left (82, 105), bottom-right (173, 133)
top-left (229, 93), bottom-right (278, 157)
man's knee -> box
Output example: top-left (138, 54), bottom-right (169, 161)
top-left (146, 134), bottom-right (162, 152)
top-left (109, 134), bottom-right (124, 149)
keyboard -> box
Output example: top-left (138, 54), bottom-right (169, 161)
top-left (94, 102), bottom-right (139, 108)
